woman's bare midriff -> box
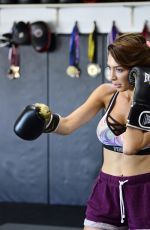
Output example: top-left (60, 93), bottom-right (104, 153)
top-left (101, 148), bottom-right (150, 176)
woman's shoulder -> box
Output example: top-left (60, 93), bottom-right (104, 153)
top-left (95, 83), bottom-right (117, 97)
top-left (95, 83), bottom-right (117, 108)
top-left (99, 83), bottom-right (116, 92)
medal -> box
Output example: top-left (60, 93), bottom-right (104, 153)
top-left (67, 22), bottom-right (80, 78)
top-left (87, 63), bottom-right (101, 78)
top-left (66, 65), bottom-right (80, 78)
top-left (87, 22), bottom-right (101, 78)
top-left (8, 65), bottom-right (20, 79)
top-left (8, 44), bottom-right (20, 79)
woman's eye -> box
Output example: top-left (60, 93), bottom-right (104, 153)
top-left (116, 68), bottom-right (123, 73)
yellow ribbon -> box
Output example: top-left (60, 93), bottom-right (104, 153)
top-left (88, 32), bottom-right (95, 63)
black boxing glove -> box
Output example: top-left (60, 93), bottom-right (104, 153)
top-left (127, 66), bottom-right (150, 131)
top-left (14, 103), bottom-right (60, 140)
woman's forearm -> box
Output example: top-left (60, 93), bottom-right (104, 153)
top-left (123, 127), bottom-right (145, 155)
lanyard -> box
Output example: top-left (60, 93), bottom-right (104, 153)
top-left (88, 21), bottom-right (97, 63)
top-left (87, 22), bottom-right (101, 78)
top-left (142, 20), bottom-right (149, 39)
top-left (66, 22), bottom-right (80, 78)
top-left (69, 22), bottom-right (80, 67)
top-left (108, 20), bottom-right (120, 45)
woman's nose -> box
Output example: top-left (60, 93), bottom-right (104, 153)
top-left (110, 69), bottom-right (117, 81)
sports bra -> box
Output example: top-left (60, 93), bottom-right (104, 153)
top-left (96, 91), bottom-right (150, 155)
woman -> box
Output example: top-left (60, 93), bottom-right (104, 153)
top-left (15, 33), bottom-right (150, 229)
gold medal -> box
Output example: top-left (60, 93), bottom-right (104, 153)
top-left (66, 65), bottom-right (80, 78)
top-left (87, 63), bottom-right (101, 78)
top-left (8, 65), bottom-right (20, 79)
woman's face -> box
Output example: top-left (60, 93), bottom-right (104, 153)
top-left (107, 53), bottom-right (133, 91)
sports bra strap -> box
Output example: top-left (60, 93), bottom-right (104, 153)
top-left (106, 91), bottom-right (126, 136)
top-left (106, 91), bottom-right (119, 113)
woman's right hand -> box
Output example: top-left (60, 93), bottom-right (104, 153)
top-left (34, 103), bottom-right (51, 121)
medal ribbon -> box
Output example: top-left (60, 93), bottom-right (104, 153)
top-left (88, 22), bottom-right (97, 63)
top-left (69, 22), bottom-right (80, 67)
top-left (142, 20), bottom-right (149, 39)
top-left (108, 20), bottom-right (119, 45)
top-left (8, 43), bottom-right (19, 67)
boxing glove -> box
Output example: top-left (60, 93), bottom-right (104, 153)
top-left (14, 103), bottom-right (60, 140)
top-left (127, 66), bottom-right (150, 131)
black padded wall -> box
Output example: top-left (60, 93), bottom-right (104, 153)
top-left (0, 34), bottom-right (107, 205)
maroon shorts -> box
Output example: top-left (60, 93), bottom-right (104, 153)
top-left (85, 171), bottom-right (150, 229)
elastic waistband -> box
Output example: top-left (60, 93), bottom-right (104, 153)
top-left (99, 171), bottom-right (150, 185)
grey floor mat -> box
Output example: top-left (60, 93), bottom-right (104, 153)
top-left (0, 224), bottom-right (82, 230)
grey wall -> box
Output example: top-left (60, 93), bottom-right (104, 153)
top-left (0, 34), bottom-right (107, 205)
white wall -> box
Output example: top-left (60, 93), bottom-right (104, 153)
top-left (0, 2), bottom-right (150, 34)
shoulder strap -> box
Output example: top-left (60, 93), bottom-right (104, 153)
top-left (106, 91), bottom-right (119, 113)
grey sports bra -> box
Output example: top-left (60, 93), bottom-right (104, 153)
top-left (96, 91), bottom-right (150, 155)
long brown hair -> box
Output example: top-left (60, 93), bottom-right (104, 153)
top-left (108, 33), bottom-right (150, 68)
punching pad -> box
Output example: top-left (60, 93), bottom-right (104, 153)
top-left (12, 21), bottom-right (31, 45)
top-left (31, 21), bottom-right (51, 52)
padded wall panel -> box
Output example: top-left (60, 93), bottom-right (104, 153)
top-left (49, 35), bottom-right (105, 205)
top-left (0, 34), bottom-right (107, 205)
top-left (0, 46), bottom-right (48, 203)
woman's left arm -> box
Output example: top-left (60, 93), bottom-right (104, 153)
top-left (123, 127), bottom-right (150, 155)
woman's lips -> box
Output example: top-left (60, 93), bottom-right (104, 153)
top-left (112, 83), bottom-right (122, 88)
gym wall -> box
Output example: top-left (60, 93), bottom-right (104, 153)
top-left (0, 34), bottom-right (107, 205)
